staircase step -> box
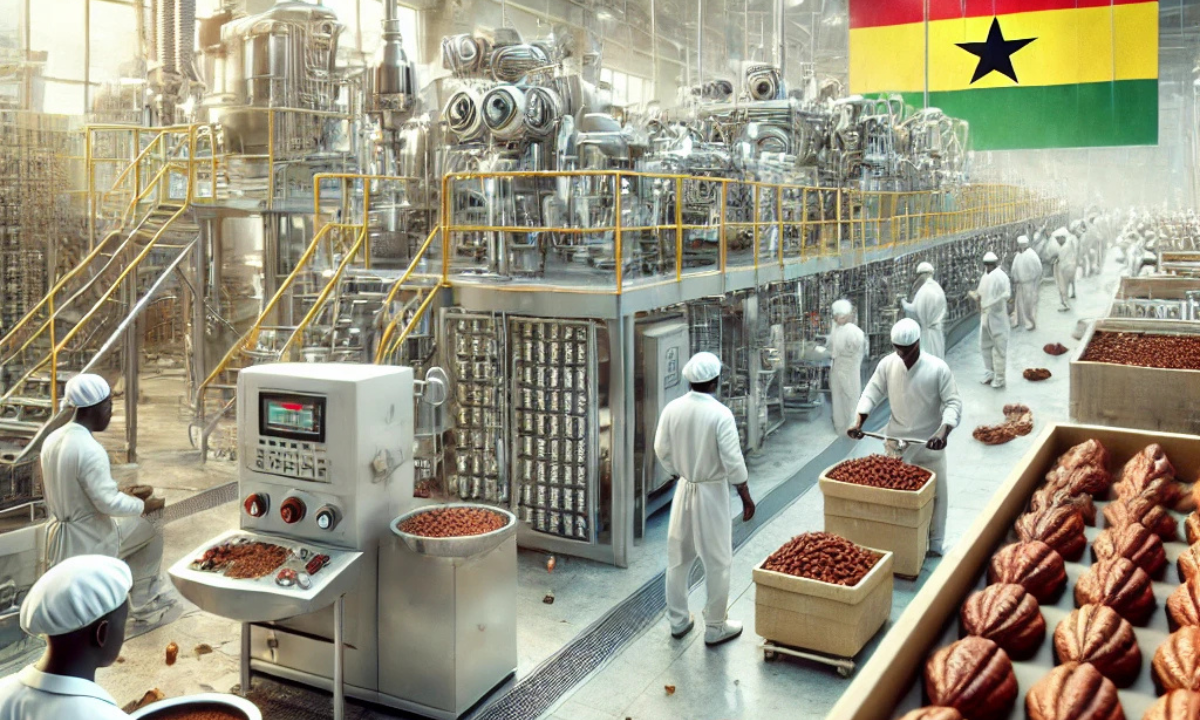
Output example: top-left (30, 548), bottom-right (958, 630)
top-left (2, 396), bottom-right (52, 409)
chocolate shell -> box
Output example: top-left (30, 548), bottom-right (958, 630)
top-left (1057, 439), bottom-right (1112, 474)
top-left (924, 637), bottom-right (1018, 720)
top-left (1092, 522), bottom-right (1168, 578)
top-left (988, 541), bottom-right (1067, 604)
top-left (1120, 443), bottom-right (1176, 492)
top-left (1144, 690), bottom-right (1200, 720)
top-left (1104, 496), bottom-right (1179, 541)
top-left (1048, 464), bottom-right (1113, 497)
top-left (1032, 484), bottom-right (1098, 526)
top-left (896, 708), bottom-right (965, 720)
top-left (1116, 476), bottom-right (1187, 510)
top-left (960, 583), bottom-right (1046, 660)
top-left (1075, 558), bottom-right (1156, 626)
top-left (1188, 513), bottom-right (1200, 547)
top-left (1017, 506), bottom-right (1087, 562)
top-left (1170, 578), bottom-right (1200, 631)
top-left (1155, 627), bottom-right (1200, 692)
top-left (1025, 662), bottom-right (1124, 720)
top-left (1183, 543), bottom-right (1200, 584)
top-left (1053, 604), bottom-right (1142, 688)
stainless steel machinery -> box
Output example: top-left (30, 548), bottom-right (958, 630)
top-left (170, 362), bottom-right (514, 720)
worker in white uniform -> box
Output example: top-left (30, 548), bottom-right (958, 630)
top-left (828, 299), bottom-right (865, 434)
top-left (1052, 228), bottom-right (1079, 310)
top-left (1010, 236), bottom-right (1043, 331)
top-left (40, 374), bottom-right (169, 624)
top-left (849, 320), bottom-right (962, 555)
top-left (655, 352), bottom-right (755, 646)
top-left (0, 555), bottom-right (133, 719)
top-left (970, 252), bottom-right (1012, 389)
top-left (900, 262), bottom-right (947, 359)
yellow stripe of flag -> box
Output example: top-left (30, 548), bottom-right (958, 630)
top-left (850, 3), bottom-right (1158, 95)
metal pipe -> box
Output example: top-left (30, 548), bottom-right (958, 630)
top-left (333, 595), bottom-right (345, 720)
top-left (84, 0), bottom-right (91, 113)
top-left (695, 0), bottom-right (703, 94)
top-left (651, 0), bottom-right (658, 101)
top-left (775, 0), bottom-right (784, 83)
top-left (240, 623), bottom-right (251, 696)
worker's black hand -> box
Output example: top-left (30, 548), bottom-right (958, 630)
top-left (742, 498), bottom-right (756, 523)
top-left (926, 430), bottom-right (949, 451)
top-left (143, 497), bottom-right (166, 515)
top-left (847, 425), bottom-right (865, 440)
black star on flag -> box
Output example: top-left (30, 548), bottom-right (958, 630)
top-left (956, 17), bottom-right (1037, 85)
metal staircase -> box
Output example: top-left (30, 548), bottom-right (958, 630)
top-left (195, 173), bottom-right (441, 459)
top-left (0, 125), bottom-right (211, 488)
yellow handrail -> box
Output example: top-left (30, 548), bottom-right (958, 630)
top-left (383, 287), bottom-right (440, 360)
top-left (374, 226), bottom-right (442, 363)
top-left (277, 224), bottom-right (370, 359)
top-left (0, 159), bottom-right (187, 367)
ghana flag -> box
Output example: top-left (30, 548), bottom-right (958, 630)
top-left (849, 1), bottom-right (1159, 150)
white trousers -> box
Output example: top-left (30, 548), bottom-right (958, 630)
top-left (1012, 281), bottom-right (1039, 329)
top-left (1055, 265), bottom-right (1076, 305)
top-left (666, 479), bottom-right (733, 630)
top-left (921, 326), bottom-right (946, 360)
top-left (115, 516), bottom-right (166, 615)
top-left (980, 323), bottom-right (1009, 383)
top-left (892, 442), bottom-right (949, 554)
top-left (830, 358), bottom-right (862, 434)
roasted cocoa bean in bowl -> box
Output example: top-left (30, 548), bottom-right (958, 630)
top-left (762, 532), bottom-right (882, 586)
top-left (136, 706), bottom-right (247, 720)
top-left (398, 506), bottom-right (509, 538)
top-left (826, 454), bottom-right (932, 491)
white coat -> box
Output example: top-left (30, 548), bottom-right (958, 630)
top-left (829, 321), bottom-right (865, 433)
top-left (901, 280), bottom-right (947, 359)
top-left (654, 391), bottom-right (748, 629)
top-left (1011, 249), bottom-right (1043, 329)
top-left (856, 352), bottom-right (962, 552)
top-left (0, 666), bottom-right (129, 719)
top-left (41, 423), bottom-right (143, 563)
top-left (1055, 236), bottom-right (1080, 300)
top-left (977, 267), bottom-right (1012, 383)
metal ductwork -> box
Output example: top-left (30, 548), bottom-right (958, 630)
top-left (157, 0), bottom-right (177, 75)
top-left (368, 0), bottom-right (417, 131)
top-left (177, 0), bottom-right (199, 81)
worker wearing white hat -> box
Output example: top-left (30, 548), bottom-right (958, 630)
top-left (655, 352), bottom-right (755, 647)
top-left (40, 374), bottom-right (170, 626)
top-left (1010, 236), bottom-right (1043, 331)
top-left (848, 320), bottom-right (962, 556)
top-left (900, 262), bottom-right (947, 359)
top-left (0, 556), bottom-right (133, 718)
top-left (828, 300), bottom-right (865, 434)
top-left (970, 252), bottom-right (1012, 388)
top-left (1052, 227), bottom-right (1079, 309)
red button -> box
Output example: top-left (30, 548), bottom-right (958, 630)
top-left (281, 497), bottom-right (306, 524)
top-left (244, 494), bottom-right (268, 518)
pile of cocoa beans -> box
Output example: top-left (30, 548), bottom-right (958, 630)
top-left (1024, 368), bottom-right (1052, 382)
top-left (399, 507), bottom-right (508, 538)
top-left (827, 454), bottom-right (932, 491)
top-left (762, 532), bottom-right (881, 585)
top-left (1044, 343), bottom-right (1069, 356)
top-left (1081, 331), bottom-right (1200, 370)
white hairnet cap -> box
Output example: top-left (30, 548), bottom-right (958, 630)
top-left (916, 262), bottom-right (935, 275)
top-left (64, 374), bottom-right (111, 408)
top-left (22, 556), bottom-right (131, 637)
top-left (682, 352), bottom-right (721, 384)
top-left (983, 251), bottom-right (999, 263)
top-left (1017, 235), bottom-right (1030, 246)
top-left (831, 299), bottom-right (853, 318)
top-left (891, 318), bottom-right (921, 346)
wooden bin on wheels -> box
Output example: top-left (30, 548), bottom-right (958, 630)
top-left (819, 467), bottom-right (936, 578)
top-left (753, 549), bottom-right (894, 676)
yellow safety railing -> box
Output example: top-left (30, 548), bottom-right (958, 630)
top-left (441, 171), bottom-right (1066, 294)
top-left (0, 124), bottom-right (209, 409)
top-left (374, 225), bottom-right (443, 363)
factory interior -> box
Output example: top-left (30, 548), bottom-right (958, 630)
top-left (3, 0), bottom-right (1200, 718)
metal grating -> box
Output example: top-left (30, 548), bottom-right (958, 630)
top-left (162, 480), bottom-right (239, 524)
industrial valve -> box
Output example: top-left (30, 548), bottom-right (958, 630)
top-left (315, 505), bottom-right (341, 531)
top-left (280, 497), bottom-right (307, 524)
top-left (244, 493), bottom-right (269, 518)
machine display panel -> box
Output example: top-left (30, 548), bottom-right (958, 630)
top-left (259, 392), bottom-right (327, 443)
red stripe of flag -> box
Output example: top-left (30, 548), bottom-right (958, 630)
top-left (851, 0), bottom-right (1154, 29)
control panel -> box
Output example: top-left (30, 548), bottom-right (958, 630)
top-left (253, 438), bottom-right (330, 481)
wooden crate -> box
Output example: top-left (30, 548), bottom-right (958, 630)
top-left (1070, 318), bottom-right (1200, 435)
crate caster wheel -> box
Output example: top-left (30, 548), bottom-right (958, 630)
top-left (837, 664), bottom-right (853, 678)
top-left (763, 642), bottom-right (777, 662)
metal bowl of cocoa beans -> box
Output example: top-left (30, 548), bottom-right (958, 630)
top-left (129, 693), bottom-right (261, 720)
top-left (391, 503), bottom-right (517, 558)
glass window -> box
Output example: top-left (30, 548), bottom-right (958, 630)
top-left (628, 76), bottom-right (643, 106)
top-left (90, 1), bottom-right (140, 84)
top-left (613, 72), bottom-right (627, 105)
top-left (32, 0), bottom-right (85, 80)
top-left (41, 80), bottom-right (85, 115)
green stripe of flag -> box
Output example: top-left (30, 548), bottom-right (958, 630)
top-left (899, 79), bottom-right (1158, 151)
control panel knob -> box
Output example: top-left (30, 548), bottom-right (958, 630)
top-left (244, 493), bottom-right (269, 518)
top-left (315, 505), bottom-right (340, 531)
top-left (280, 497), bottom-right (306, 525)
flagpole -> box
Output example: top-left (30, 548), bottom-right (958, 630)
top-left (923, 0), bottom-right (930, 109)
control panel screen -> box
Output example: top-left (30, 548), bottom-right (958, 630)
top-left (259, 392), bottom-right (326, 443)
